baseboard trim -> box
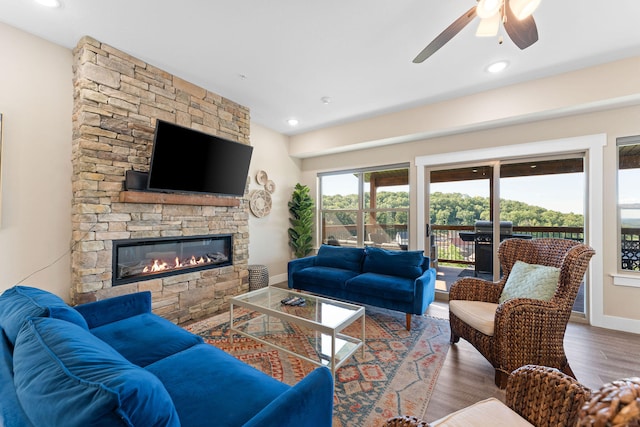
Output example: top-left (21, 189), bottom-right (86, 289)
top-left (269, 273), bottom-right (288, 287)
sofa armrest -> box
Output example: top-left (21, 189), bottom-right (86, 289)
top-left (287, 256), bottom-right (316, 289)
top-left (243, 367), bottom-right (334, 427)
top-left (1, 330), bottom-right (35, 427)
top-left (506, 365), bottom-right (590, 427)
top-left (74, 291), bottom-right (152, 329)
top-left (414, 266), bottom-right (437, 314)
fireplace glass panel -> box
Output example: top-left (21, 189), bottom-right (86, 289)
top-left (113, 234), bottom-right (232, 285)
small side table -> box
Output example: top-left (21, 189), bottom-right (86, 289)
top-left (247, 264), bottom-right (269, 291)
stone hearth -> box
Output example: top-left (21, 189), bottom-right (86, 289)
top-left (71, 36), bottom-right (251, 323)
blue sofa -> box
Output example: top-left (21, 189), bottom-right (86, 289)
top-left (0, 286), bottom-right (333, 427)
top-left (288, 245), bottom-right (436, 330)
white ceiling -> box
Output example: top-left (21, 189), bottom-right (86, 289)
top-left (2, 0), bottom-right (640, 136)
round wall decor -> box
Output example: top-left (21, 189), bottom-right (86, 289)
top-left (249, 189), bottom-right (272, 217)
top-left (265, 179), bottom-right (276, 193)
top-left (256, 170), bottom-right (268, 185)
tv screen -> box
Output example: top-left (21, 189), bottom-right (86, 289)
top-left (147, 120), bottom-right (253, 197)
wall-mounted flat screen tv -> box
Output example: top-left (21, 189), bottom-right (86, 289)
top-left (147, 120), bottom-right (253, 197)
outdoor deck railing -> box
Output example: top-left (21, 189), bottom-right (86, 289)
top-left (323, 223), bottom-right (640, 271)
top-left (431, 225), bottom-right (584, 266)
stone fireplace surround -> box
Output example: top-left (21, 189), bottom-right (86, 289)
top-left (71, 36), bottom-right (251, 323)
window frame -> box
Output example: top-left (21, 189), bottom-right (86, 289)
top-left (318, 163), bottom-right (410, 249)
top-left (616, 135), bottom-right (640, 274)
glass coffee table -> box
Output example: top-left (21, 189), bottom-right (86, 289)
top-left (229, 286), bottom-right (365, 381)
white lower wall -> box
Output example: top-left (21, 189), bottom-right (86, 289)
top-left (0, 23), bottom-right (73, 300)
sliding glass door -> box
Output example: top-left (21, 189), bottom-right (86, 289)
top-left (427, 154), bottom-right (586, 313)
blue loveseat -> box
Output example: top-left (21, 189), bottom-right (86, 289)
top-left (0, 286), bottom-right (333, 427)
top-left (288, 245), bottom-right (436, 330)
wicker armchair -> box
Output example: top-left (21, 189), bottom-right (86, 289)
top-left (384, 365), bottom-right (591, 427)
top-left (448, 238), bottom-right (595, 388)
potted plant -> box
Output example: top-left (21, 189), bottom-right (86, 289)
top-left (288, 183), bottom-right (314, 258)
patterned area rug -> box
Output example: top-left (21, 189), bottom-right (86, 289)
top-left (185, 305), bottom-right (450, 427)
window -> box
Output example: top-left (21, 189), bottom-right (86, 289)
top-left (618, 136), bottom-right (640, 272)
top-left (319, 165), bottom-right (409, 250)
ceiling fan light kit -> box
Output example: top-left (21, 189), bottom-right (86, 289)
top-left (413, 0), bottom-right (540, 63)
top-left (509, 0), bottom-right (541, 20)
top-left (476, 0), bottom-right (501, 19)
top-left (476, 14), bottom-right (500, 37)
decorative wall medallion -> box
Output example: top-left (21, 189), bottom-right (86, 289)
top-left (265, 179), bottom-right (276, 193)
top-left (249, 189), bottom-right (272, 218)
top-left (256, 170), bottom-right (268, 185)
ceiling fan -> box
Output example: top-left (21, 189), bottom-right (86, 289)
top-left (413, 0), bottom-right (540, 63)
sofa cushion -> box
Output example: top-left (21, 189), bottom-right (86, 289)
top-left (13, 317), bottom-right (179, 427)
top-left (90, 312), bottom-right (203, 367)
top-left (449, 300), bottom-right (498, 336)
top-left (146, 343), bottom-right (290, 427)
top-left (292, 266), bottom-right (360, 290)
top-left (0, 286), bottom-right (88, 345)
top-left (362, 247), bottom-right (424, 279)
top-left (315, 244), bottom-right (365, 272)
top-left (499, 261), bottom-right (560, 304)
top-left (346, 272), bottom-right (415, 303)
top-left (430, 397), bottom-right (534, 426)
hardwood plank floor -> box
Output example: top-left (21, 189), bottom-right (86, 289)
top-left (423, 301), bottom-right (640, 422)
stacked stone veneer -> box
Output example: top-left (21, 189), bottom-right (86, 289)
top-left (71, 36), bottom-right (251, 323)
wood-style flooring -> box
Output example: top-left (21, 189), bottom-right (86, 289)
top-left (423, 301), bottom-right (640, 422)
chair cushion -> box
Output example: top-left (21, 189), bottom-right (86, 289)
top-left (13, 317), bottom-right (179, 427)
top-left (449, 300), bottom-right (498, 336)
top-left (0, 286), bottom-right (88, 345)
top-left (430, 397), bottom-right (533, 426)
top-left (499, 261), bottom-right (560, 304)
top-left (362, 246), bottom-right (424, 279)
top-left (315, 244), bottom-right (365, 272)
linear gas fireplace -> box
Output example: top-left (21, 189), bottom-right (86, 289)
top-left (112, 234), bottom-right (232, 286)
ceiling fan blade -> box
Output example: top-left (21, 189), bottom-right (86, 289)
top-left (503, 0), bottom-right (539, 50)
top-left (413, 6), bottom-right (477, 63)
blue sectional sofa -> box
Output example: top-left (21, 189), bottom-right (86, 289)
top-left (288, 245), bottom-right (436, 330)
top-left (0, 286), bottom-right (333, 427)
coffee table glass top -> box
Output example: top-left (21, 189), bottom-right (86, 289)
top-left (230, 286), bottom-right (365, 378)
top-left (231, 286), bottom-right (363, 331)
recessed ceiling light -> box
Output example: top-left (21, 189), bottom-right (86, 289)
top-left (287, 118), bottom-right (299, 127)
top-left (35, 0), bottom-right (61, 8)
top-left (486, 60), bottom-right (509, 74)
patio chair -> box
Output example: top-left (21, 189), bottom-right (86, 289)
top-left (448, 238), bottom-right (595, 388)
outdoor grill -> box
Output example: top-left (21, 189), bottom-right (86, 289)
top-left (473, 221), bottom-right (513, 275)
top-left (459, 221), bottom-right (530, 276)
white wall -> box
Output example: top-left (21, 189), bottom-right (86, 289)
top-left (247, 123), bottom-right (301, 283)
top-left (0, 23), bottom-right (73, 300)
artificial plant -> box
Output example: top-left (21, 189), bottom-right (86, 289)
top-left (288, 183), bottom-right (314, 258)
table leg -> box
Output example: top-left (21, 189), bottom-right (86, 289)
top-left (361, 312), bottom-right (366, 357)
top-left (331, 332), bottom-right (336, 381)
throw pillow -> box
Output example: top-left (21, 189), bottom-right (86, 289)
top-left (13, 317), bottom-right (180, 427)
top-left (499, 260), bottom-right (560, 304)
top-left (0, 286), bottom-right (88, 345)
top-left (315, 244), bottom-right (365, 272)
top-left (362, 246), bottom-right (424, 279)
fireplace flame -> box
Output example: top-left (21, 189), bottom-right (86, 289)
top-left (140, 253), bottom-right (225, 275)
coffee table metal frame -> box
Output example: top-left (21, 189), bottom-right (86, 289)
top-left (229, 286), bottom-right (365, 380)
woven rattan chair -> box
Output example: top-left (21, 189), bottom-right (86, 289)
top-left (448, 238), bottom-right (595, 388)
top-left (384, 365), bottom-right (591, 427)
